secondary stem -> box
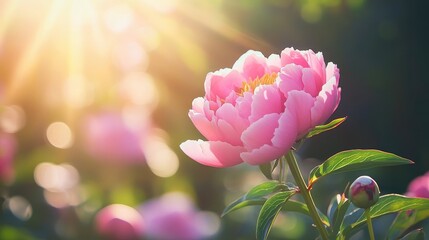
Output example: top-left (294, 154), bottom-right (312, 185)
top-left (285, 150), bottom-right (329, 240)
top-left (365, 208), bottom-right (375, 240)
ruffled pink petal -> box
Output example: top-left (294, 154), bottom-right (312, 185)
top-left (285, 91), bottom-right (315, 136)
top-left (204, 69), bottom-right (244, 102)
top-left (241, 144), bottom-right (284, 165)
top-left (272, 109), bottom-right (298, 150)
top-left (241, 113), bottom-right (280, 150)
top-left (249, 85), bottom-right (284, 123)
top-left (180, 140), bottom-right (244, 167)
top-left (191, 97), bottom-right (205, 113)
top-left (190, 107), bottom-right (244, 146)
top-left (302, 68), bottom-right (321, 97)
top-left (281, 48), bottom-right (310, 68)
top-left (217, 119), bottom-right (242, 146)
top-left (306, 51), bottom-right (325, 81)
top-left (278, 64), bottom-right (304, 95)
top-left (216, 103), bottom-right (249, 135)
top-left (311, 77), bottom-right (341, 126)
top-left (235, 92), bottom-right (253, 119)
top-left (326, 62), bottom-right (340, 85)
top-left (189, 111), bottom-right (218, 141)
top-left (233, 50), bottom-right (269, 80)
top-left (267, 54), bottom-right (281, 73)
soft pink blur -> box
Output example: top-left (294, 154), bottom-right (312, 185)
top-left (181, 47), bottom-right (341, 167)
top-left (406, 172), bottom-right (429, 198)
top-left (139, 192), bottom-right (219, 240)
top-left (81, 111), bottom-right (147, 163)
top-left (95, 204), bottom-right (144, 240)
top-left (0, 132), bottom-right (16, 183)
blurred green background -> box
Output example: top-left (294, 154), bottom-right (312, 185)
top-left (0, 0), bottom-right (427, 239)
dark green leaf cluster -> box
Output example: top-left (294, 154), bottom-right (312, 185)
top-left (223, 141), bottom-right (429, 239)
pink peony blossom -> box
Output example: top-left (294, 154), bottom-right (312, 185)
top-left (95, 204), bottom-right (144, 240)
top-left (180, 48), bottom-right (341, 167)
top-left (406, 172), bottom-right (429, 198)
top-left (0, 132), bottom-right (16, 183)
top-left (82, 111), bottom-right (147, 163)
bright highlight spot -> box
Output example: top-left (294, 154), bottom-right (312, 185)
top-left (145, 133), bottom-right (179, 178)
top-left (0, 105), bottom-right (25, 133)
top-left (34, 162), bottom-right (84, 208)
top-left (7, 196), bottom-right (32, 221)
top-left (34, 162), bottom-right (80, 192)
top-left (103, 3), bottom-right (134, 33)
top-left (43, 188), bottom-right (85, 208)
top-left (46, 122), bottom-right (74, 149)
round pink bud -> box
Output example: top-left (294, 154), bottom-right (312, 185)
top-left (348, 176), bottom-right (380, 209)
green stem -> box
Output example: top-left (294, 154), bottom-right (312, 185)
top-left (365, 208), bottom-right (375, 240)
top-left (285, 151), bottom-right (329, 240)
top-left (279, 156), bottom-right (287, 184)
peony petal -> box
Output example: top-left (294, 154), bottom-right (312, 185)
top-left (278, 64), bottom-right (304, 95)
top-left (285, 91), bottom-right (315, 136)
top-left (311, 77), bottom-right (341, 126)
top-left (217, 119), bottom-right (242, 146)
top-left (191, 97), bottom-right (205, 113)
top-left (204, 69), bottom-right (244, 102)
top-left (235, 92), bottom-right (253, 119)
top-left (272, 109), bottom-right (298, 150)
top-left (304, 50), bottom-right (325, 81)
top-left (189, 110), bottom-right (221, 141)
top-left (249, 85), bottom-right (284, 123)
top-left (180, 140), bottom-right (244, 167)
top-left (302, 68), bottom-right (320, 97)
top-left (267, 54), bottom-right (281, 73)
top-left (281, 48), bottom-right (310, 68)
top-left (216, 103), bottom-right (249, 134)
top-left (241, 113), bottom-right (280, 150)
top-left (241, 144), bottom-right (284, 165)
top-left (326, 62), bottom-right (340, 85)
top-left (233, 50), bottom-right (269, 80)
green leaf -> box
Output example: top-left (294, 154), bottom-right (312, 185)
top-left (306, 117), bottom-right (346, 138)
top-left (329, 194), bottom-right (351, 237)
top-left (256, 191), bottom-right (295, 240)
top-left (282, 200), bottom-right (331, 227)
top-left (400, 228), bottom-right (425, 240)
top-left (309, 150), bottom-right (413, 186)
top-left (388, 208), bottom-right (429, 239)
top-left (341, 194), bottom-right (429, 238)
top-left (222, 181), bottom-right (284, 217)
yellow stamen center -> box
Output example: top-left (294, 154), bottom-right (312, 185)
top-left (237, 72), bottom-right (278, 95)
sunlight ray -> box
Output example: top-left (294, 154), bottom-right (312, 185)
top-left (6, 0), bottom-right (67, 102)
top-left (0, 0), bottom-right (21, 41)
top-left (176, 2), bottom-right (273, 51)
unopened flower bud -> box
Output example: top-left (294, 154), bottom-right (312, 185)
top-left (348, 176), bottom-right (380, 209)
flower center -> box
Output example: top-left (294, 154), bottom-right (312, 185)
top-left (237, 72), bottom-right (277, 95)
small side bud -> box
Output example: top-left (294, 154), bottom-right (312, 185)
top-left (348, 176), bottom-right (380, 209)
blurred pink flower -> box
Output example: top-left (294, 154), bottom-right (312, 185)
top-left (406, 172), bottom-right (429, 198)
top-left (95, 204), bottom-right (144, 240)
top-left (82, 111), bottom-right (147, 163)
top-left (180, 48), bottom-right (341, 167)
top-left (0, 132), bottom-right (16, 183)
top-left (139, 192), bottom-right (219, 240)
